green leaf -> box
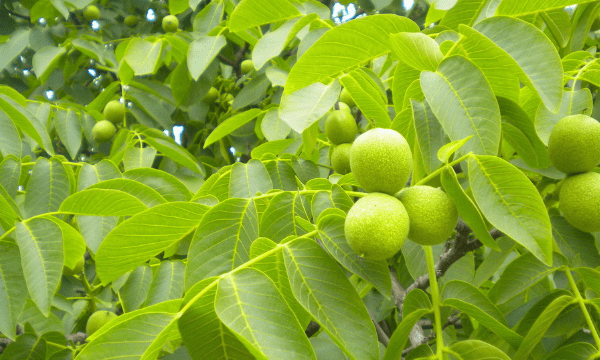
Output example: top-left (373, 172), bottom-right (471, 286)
top-left (497, 97), bottom-right (550, 168)
top-left (169, 0), bottom-right (188, 15)
top-left (77, 160), bottom-right (122, 191)
top-left (401, 240), bottom-right (444, 280)
top-left (0, 94), bottom-right (54, 156)
top-left (284, 238), bottom-right (379, 360)
top-left (440, 166), bottom-right (498, 251)
top-left (468, 155), bottom-right (552, 265)
top-left (179, 277), bottom-right (253, 360)
top-left (454, 25), bottom-right (521, 103)
top-left (229, 159), bottom-right (273, 198)
top-left (143, 260), bottom-right (185, 307)
top-left (261, 108), bottom-right (291, 141)
top-left (0, 109), bottom-right (22, 158)
top-left (383, 309), bottom-right (431, 360)
top-left (32, 46), bottom-right (66, 83)
top-left (436, 136), bottom-right (473, 163)
top-left (541, 9), bottom-right (571, 48)
top-left (260, 192), bottom-right (308, 242)
top-left (310, 185), bottom-right (353, 221)
top-left (124, 168), bottom-right (192, 202)
top-left (279, 80), bottom-right (340, 134)
top-left (575, 267), bottom-right (600, 295)
top-left (438, 0), bottom-right (487, 30)
top-left (76, 300), bottom-right (182, 360)
top-left (87, 178), bottom-right (167, 208)
top-left (54, 109), bottom-right (82, 160)
top-left (487, 252), bottom-right (556, 304)
top-left (186, 198), bottom-right (259, 288)
top-left (0, 333), bottom-right (46, 360)
top-left (15, 218), bottom-right (63, 316)
top-left (215, 268), bottom-right (316, 360)
top-left (513, 295), bottom-right (575, 360)
top-left (496, 0), bottom-right (597, 17)
top-left (445, 340), bottom-right (511, 360)
top-left (545, 342), bottom-right (599, 360)
top-left (0, 29), bottom-right (30, 72)
top-left (472, 236), bottom-right (515, 287)
top-left (187, 35), bottom-right (227, 80)
top-left (392, 61), bottom-right (421, 114)
top-left (442, 280), bottom-right (523, 347)
top-left (317, 211), bottom-right (392, 299)
top-left (119, 264), bottom-right (152, 313)
top-left (0, 238), bottom-right (27, 340)
top-left (389, 32), bottom-right (443, 71)
top-left (42, 216), bottom-right (86, 271)
top-left (402, 289), bottom-right (431, 318)
top-left (228, 0), bottom-right (301, 32)
top-left (24, 158), bottom-right (70, 219)
top-left (193, 0), bottom-right (225, 36)
top-left (411, 99), bottom-right (447, 174)
top-left (232, 73), bottom-right (270, 110)
top-left (285, 14), bottom-right (419, 94)
top-left (0, 184), bottom-right (21, 231)
top-left (143, 137), bottom-right (204, 176)
top-left (124, 38), bottom-right (164, 76)
top-left (95, 202), bottom-right (209, 284)
top-left (534, 88), bottom-right (592, 144)
top-left (249, 238), bottom-right (311, 327)
top-left (472, 16), bottom-right (563, 113)
top-left (77, 216), bottom-right (118, 255)
top-left (59, 189), bottom-right (149, 216)
top-left (0, 156), bottom-right (20, 199)
top-left (204, 109), bottom-right (264, 148)
top-left (340, 69), bottom-right (390, 128)
top-left (550, 209), bottom-right (600, 268)
top-left (421, 56), bottom-right (501, 156)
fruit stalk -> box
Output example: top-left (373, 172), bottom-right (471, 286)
top-left (424, 245), bottom-right (444, 357)
top-left (416, 153), bottom-right (472, 186)
top-left (564, 268), bottom-right (600, 350)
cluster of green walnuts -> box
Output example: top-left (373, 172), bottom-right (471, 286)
top-left (548, 114), bottom-right (600, 233)
top-left (91, 100), bottom-right (125, 143)
top-left (326, 92), bottom-right (458, 260)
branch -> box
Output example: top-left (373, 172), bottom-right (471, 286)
top-left (390, 269), bottom-right (427, 347)
top-left (370, 312), bottom-right (390, 347)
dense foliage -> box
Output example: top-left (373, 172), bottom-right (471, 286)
top-left (1, 0), bottom-right (600, 359)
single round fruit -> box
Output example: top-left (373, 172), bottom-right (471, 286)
top-left (86, 310), bottom-right (117, 336)
top-left (339, 88), bottom-right (356, 108)
top-left (241, 60), bottom-right (254, 74)
top-left (350, 128), bottom-right (412, 195)
top-left (325, 110), bottom-right (357, 145)
top-left (92, 120), bottom-right (116, 143)
top-left (83, 5), bottom-right (100, 21)
top-left (103, 100), bottom-right (125, 124)
top-left (559, 171), bottom-right (600, 233)
top-left (203, 87), bottom-right (219, 102)
top-left (124, 15), bottom-right (138, 27)
top-left (345, 193), bottom-right (409, 260)
top-left (63, 258), bottom-right (84, 276)
top-left (331, 143), bottom-right (352, 174)
top-left (548, 114), bottom-right (600, 174)
top-left (335, 101), bottom-right (351, 114)
top-left (162, 15), bottom-right (179, 32)
top-left (396, 186), bottom-right (458, 246)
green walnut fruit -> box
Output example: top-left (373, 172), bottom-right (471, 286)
top-left (335, 101), bottom-right (352, 114)
top-left (240, 60), bottom-right (254, 74)
top-left (559, 171), bottom-right (600, 233)
top-left (203, 87), bottom-right (219, 102)
top-left (83, 5), bottom-right (100, 21)
top-left (339, 88), bottom-right (356, 108)
top-left (86, 310), bottom-right (118, 336)
top-left (124, 15), bottom-right (138, 27)
top-left (162, 15), bottom-right (179, 32)
top-left (63, 258), bottom-right (84, 276)
top-left (396, 186), bottom-right (458, 246)
top-left (350, 128), bottom-right (412, 195)
top-left (331, 143), bottom-right (352, 175)
top-left (103, 100), bottom-right (125, 124)
top-left (92, 120), bottom-right (116, 143)
top-left (325, 110), bottom-right (357, 145)
top-left (548, 114), bottom-right (600, 174)
top-left (344, 192), bottom-right (409, 260)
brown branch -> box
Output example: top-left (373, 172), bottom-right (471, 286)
top-left (370, 312), bottom-right (390, 347)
